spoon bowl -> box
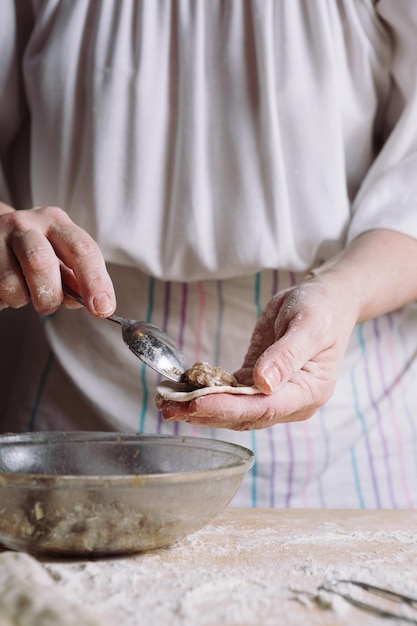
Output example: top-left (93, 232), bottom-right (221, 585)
top-left (115, 316), bottom-right (188, 382)
top-left (63, 284), bottom-right (188, 382)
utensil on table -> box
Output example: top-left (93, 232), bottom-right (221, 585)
top-left (319, 579), bottom-right (417, 623)
top-left (0, 432), bottom-right (254, 556)
top-left (63, 282), bottom-right (188, 382)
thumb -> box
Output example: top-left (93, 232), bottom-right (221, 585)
top-left (253, 328), bottom-right (318, 395)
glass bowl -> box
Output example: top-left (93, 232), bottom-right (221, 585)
top-left (0, 432), bottom-right (254, 556)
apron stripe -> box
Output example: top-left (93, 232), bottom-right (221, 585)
top-left (369, 319), bottom-right (397, 507)
top-left (248, 272), bottom-right (268, 507)
top-left (157, 281), bottom-right (172, 433)
top-left (284, 424), bottom-right (295, 507)
top-left (350, 447), bottom-right (366, 508)
top-left (301, 421), bottom-right (313, 508)
top-left (163, 281), bottom-right (171, 332)
top-left (352, 324), bottom-right (381, 507)
top-left (397, 322), bottom-right (417, 482)
top-left (284, 272), bottom-right (298, 507)
top-left (190, 281), bottom-right (206, 437)
top-left (268, 430), bottom-right (276, 507)
top-left (214, 280), bottom-right (224, 367)
top-left (172, 283), bottom-right (189, 436)
top-left (179, 282), bottom-right (188, 353)
top-left (209, 280), bottom-right (224, 440)
top-left (268, 270), bottom-right (279, 506)
top-left (28, 315), bottom-right (55, 431)
top-left (139, 363), bottom-right (149, 433)
top-left (195, 281), bottom-right (206, 362)
top-left (374, 316), bottom-right (412, 507)
top-left (316, 408), bottom-right (330, 507)
top-left (28, 349), bottom-right (54, 432)
top-left (139, 277), bottom-right (156, 432)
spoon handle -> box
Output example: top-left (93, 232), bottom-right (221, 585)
top-left (62, 282), bottom-right (85, 306)
top-left (62, 281), bottom-right (124, 326)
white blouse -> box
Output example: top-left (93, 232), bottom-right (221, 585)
top-left (1, 0), bottom-right (417, 281)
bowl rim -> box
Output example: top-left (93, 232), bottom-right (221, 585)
top-left (0, 432), bottom-right (255, 487)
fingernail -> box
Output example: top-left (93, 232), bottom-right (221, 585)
top-left (92, 293), bottom-right (114, 316)
top-left (261, 365), bottom-right (281, 393)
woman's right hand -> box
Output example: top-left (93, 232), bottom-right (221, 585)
top-left (0, 203), bottom-right (116, 316)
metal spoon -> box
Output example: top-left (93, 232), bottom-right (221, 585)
top-left (63, 283), bottom-right (188, 382)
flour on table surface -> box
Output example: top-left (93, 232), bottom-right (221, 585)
top-left (17, 512), bottom-right (415, 626)
top-left (0, 552), bottom-right (111, 626)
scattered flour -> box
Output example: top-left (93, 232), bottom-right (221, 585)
top-left (1, 511), bottom-right (416, 626)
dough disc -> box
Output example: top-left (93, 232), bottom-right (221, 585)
top-left (156, 380), bottom-right (262, 402)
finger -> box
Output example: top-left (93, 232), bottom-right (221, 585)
top-left (46, 212), bottom-right (115, 317)
top-left (233, 366), bottom-right (254, 386)
top-left (1, 210), bottom-right (38, 309)
top-left (158, 385), bottom-right (317, 430)
top-left (1, 206), bottom-right (115, 316)
top-left (0, 243), bottom-right (30, 309)
top-left (0, 255), bottom-right (30, 309)
top-left (253, 315), bottom-right (323, 394)
top-left (59, 264), bottom-right (84, 309)
top-left (10, 228), bottom-right (64, 314)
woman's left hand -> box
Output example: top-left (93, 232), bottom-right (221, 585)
top-left (157, 275), bottom-right (358, 430)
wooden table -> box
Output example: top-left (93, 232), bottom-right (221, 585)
top-left (2, 508), bottom-right (417, 625)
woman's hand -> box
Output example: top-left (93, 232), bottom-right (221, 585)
top-left (158, 229), bottom-right (417, 430)
top-left (158, 276), bottom-right (359, 430)
top-left (0, 203), bottom-right (116, 316)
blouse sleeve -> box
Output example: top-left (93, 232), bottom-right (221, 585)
top-left (0, 1), bottom-right (33, 207)
top-left (347, 0), bottom-right (417, 243)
